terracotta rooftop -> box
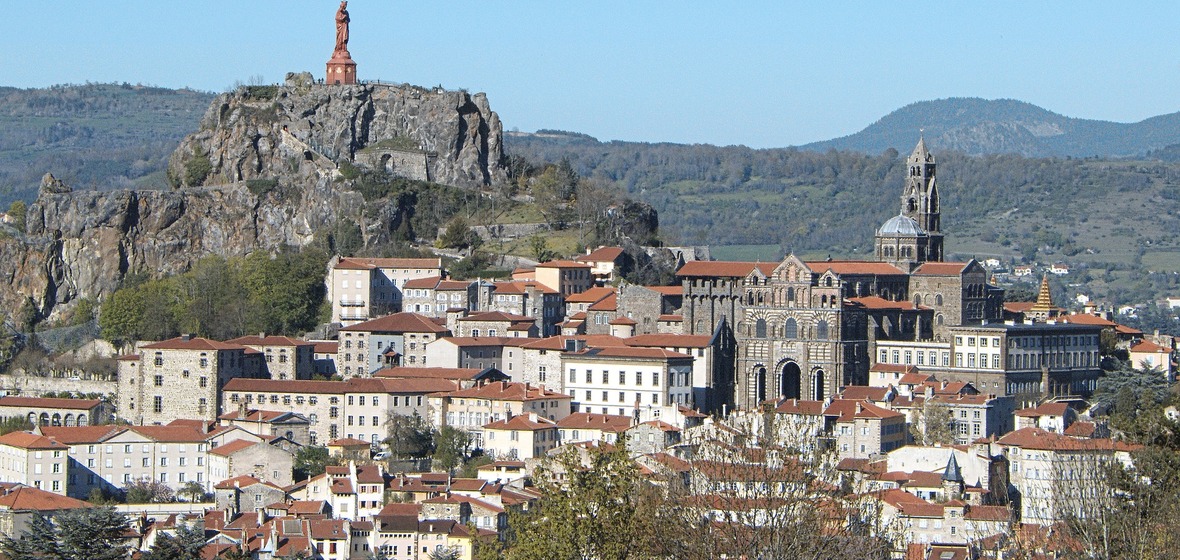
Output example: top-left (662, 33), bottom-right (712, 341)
top-left (564, 286), bottom-right (615, 304)
top-left (1015, 402), bottom-right (1070, 417)
top-left (587, 293), bottom-right (618, 311)
top-left (312, 342), bottom-right (338, 354)
top-left (403, 276), bottom-right (443, 289)
top-left (576, 246), bottom-right (625, 263)
top-left (996, 427), bottom-right (1139, 452)
top-left (129, 425), bottom-right (210, 443)
top-left (458, 311), bottom-right (533, 323)
top-left (774, 398), bottom-right (825, 415)
top-left (0, 432), bottom-right (68, 450)
top-left (140, 336), bottom-right (245, 351)
top-left (340, 312), bottom-right (450, 334)
top-left (37, 425), bottom-right (124, 444)
top-left (333, 257), bottom-right (442, 270)
top-left (645, 285), bottom-right (683, 296)
top-left (1130, 340), bottom-right (1172, 354)
top-left (372, 367), bottom-right (486, 380)
top-left (556, 412), bottom-right (632, 432)
top-left (225, 335), bottom-right (314, 347)
top-left (677, 261), bottom-right (774, 278)
top-left (0, 396), bottom-right (102, 410)
top-left (484, 414), bottom-right (557, 431)
top-left (536, 260), bottom-right (591, 269)
top-left (911, 261), bottom-right (971, 276)
top-left (566, 346), bottom-right (692, 360)
top-left (436, 381), bottom-right (570, 402)
top-left (848, 296), bottom-right (924, 311)
top-left (0, 486), bottom-right (91, 511)
top-left (804, 260), bottom-right (906, 276)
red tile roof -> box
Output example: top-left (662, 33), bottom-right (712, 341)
top-left (0, 432), bottom-right (68, 450)
top-left (608, 316), bottom-right (637, 325)
top-left (566, 347), bottom-right (692, 360)
top-left (646, 285), bottom-right (683, 296)
top-left (0, 396), bottom-right (102, 410)
top-left (1015, 402), bottom-right (1070, 417)
top-left (373, 367), bottom-right (486, 380)
top-left (556, 412), bottom-right (632, 432)
top-left (38, 425), bottom-right (124, 444)
top-left (536, 260), bottom-right (591, 269)
top-left (459, 311), bottom-right (533, 322)
top-left (403, 276), bottom-right (443, 289)
top-left (564, 286), bottom-right (616, 304)
top-left (1130, 340), bottom-right (1171, 354)
top-left (225, 335), bottom-right (313, 347)
top-left (129, 425), bottom-right (210, 443)
top-left (996, 427), bottom-right (1139, 451)
top-left (313, 342), bottom-right (338, 354)
top-left (209, 439), bottom-right (260, 457)
top-left (805, 260), bottom-right (905, 276)
top-left (0, 486), bottom-right (91, 511)
top-left (839, 386), bottom-right (892, 402)
top-left (587, 293), bottom-right (618, 311)
top-left (911, 262), bottom-right (971, 276)
top-left (677, 261), bottom-right (774, 278)
top-left (774, 399), bottom-right (825, 415)
top-left (436, 381), bottom-right (570, 402)
top-left (484, 414), bottom-right (557, 431)
top-left (340, 312), bottom-right (450, 333)
top-left (140, 336), bottom-right (245, 351)
top-left (576, 247), bottom-right (625, 263)
top-left (334, 257), bottom-right (442, 270)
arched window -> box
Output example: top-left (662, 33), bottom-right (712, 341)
top-left (816, 321), bottom-right (829, 340)
top-left (935, 294), bottom-right (944, 306)
top-left (755, 318), bottom-right (767, 338)
top-left (784, 318), bottom-right (798, 339)
top-left (913, 294), bottom-right (922, 306)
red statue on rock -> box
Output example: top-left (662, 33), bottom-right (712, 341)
top-left (326, 1), bottom-right (357, 84)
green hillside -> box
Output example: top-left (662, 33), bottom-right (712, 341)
top-left (0, 83), bottom-right (214, 206)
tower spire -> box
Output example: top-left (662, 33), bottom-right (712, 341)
top-left (1030, 274), bottom-right (1054, 314)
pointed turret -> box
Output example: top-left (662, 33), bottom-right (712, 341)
top-left (877, 136), bottom-right (942, 268)
top-left (1027, 274), bottom-right (1058, 322)
top-left (942, 452), bottom-right (963, 483)
top-left (911, 135), bottom-right (929, 161)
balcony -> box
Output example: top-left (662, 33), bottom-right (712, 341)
top-left (339, 299), bottom-right (367, 307)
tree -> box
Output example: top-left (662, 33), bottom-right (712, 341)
top-left (99, 286), bottom-right (146, 347)
top-left (0, 416), bottom-right (33, 436)
top-left (141, 522), bottom-right (207, 560)
top-left (1, 513), bottom-right (59, 560)
top-left (438, 217), bottom-right (481, 251)
top-left (385, 412), bottom-right (434, 459)
top-left (911, 401), bottom-right (955, 446)
top-left (6, 200), bottom-right (26, 233)
top-left (433, 426), bottom-right (474, 473)
top-left (123, 478), bottom-right (175, 503)
top-left (294, 445), bottom-right (338, 481)
top-left (527, 235), bottom-right (557, 263)
top-left (428, 547), bottom-right (462, 560)
top-left (180, 480), bottom-right (207, 503)
top-left (53, 506), bottom-right (131, 560)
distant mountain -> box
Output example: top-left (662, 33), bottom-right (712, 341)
top-left (0, 83), bottom-right (214, 206)
top-left (800, 98), bottom-right (1180, 158)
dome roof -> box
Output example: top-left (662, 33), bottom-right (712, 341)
top-left (877, 214), bottom-right (927, 236)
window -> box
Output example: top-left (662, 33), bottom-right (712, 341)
top-left (154, 353), bottom-right (163, 367)
top-left (199, 376), bottom-right (208, 388)
top-left (652, 372), bottom-right (658, 386)
top-left (784, 318), bottom-right (798, 339)
top-left (153, 396), bottom-right (163, 413)
top-left (154, 375), bottom-right (164, 387)
top-left (539, 366), bottom-right (547, 382)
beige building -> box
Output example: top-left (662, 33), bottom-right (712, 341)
top-left (997, 427), bottom-right (1137, 525)
top-left (327, 257), bottom-right (445, 326)
top-left (225, 335), bottom-right (315, 380)
top-left (482, 413), bottom-right (558, 461)
top-left (401, 277), bottom-right (479, 318)
top-left (338, 312), bottom-right (450, 376)
top-left (827, 399), bottom-right (907, 460)
top-left (562, 347), bottom-right (695, 417)
top-left (427, 381), bottom-right (571, 447)
top-left (423, 337), bottom-right (528, 374)
top-left (0, 432), bottom-right (68, 495)
top-left (575, 247), bottom-right (626, 286)
top-left (117, 336), bottom-right (255, 426)
top-left (1129, 339), bottom-right (1174, 381)
top-left (0, 396), bottom-right (110, 428)
top-left (556, 412), bottom-right (632, 446)
top-left (217, 409), bottom-right (312, 446)
top-left (222, 377), bottom-right (459, 446)
top-left (533, 260), bottom-right (593, 297)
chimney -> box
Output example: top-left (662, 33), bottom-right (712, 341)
top-left (259, 332), bottom-right (266, 339)
top-left (181, 334), bottom-right (193, 341)
top-left (855, 402), bottom-right (862, 413)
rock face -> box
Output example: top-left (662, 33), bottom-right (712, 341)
top-left (0, 80), bottom-right (508, 323)
top-left (168, 79), bottom-right (506, 188)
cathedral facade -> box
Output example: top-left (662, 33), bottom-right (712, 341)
top-left (679, 139), bottom-right (1005, 410)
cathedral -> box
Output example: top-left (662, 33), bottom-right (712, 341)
top-left (679, 139), bottom-right (1006, 410)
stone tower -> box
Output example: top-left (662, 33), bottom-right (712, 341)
top-left (875, 137), bottom-right (943, 271)
top-left (900, 137), bottom-right (942, 261)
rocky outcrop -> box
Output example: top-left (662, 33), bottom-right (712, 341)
top-left (168, 78), bottom-right (506, 189)
top-left (0, 80), bottom-right (507, 323)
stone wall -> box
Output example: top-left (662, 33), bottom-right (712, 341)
top-left (0, 373), bottom-right (115, 398)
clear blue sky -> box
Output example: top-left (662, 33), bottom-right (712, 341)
top-left (5, 2), bottom-right (1179, 148)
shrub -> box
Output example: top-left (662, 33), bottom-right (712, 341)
top-left (246, 178), bottom-right (279, 197)
top-left (183, 149), bottom-right (212, 187)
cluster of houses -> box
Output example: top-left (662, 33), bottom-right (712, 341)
top-left (0, 142), bottom-right (1172, 558)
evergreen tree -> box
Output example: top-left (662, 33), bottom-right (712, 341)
top-left (142, 523), bottom-right (208, 560)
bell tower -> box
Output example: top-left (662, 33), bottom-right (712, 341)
top-left (901, 137), bottom-right (943, 261)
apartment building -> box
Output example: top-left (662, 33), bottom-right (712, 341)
top-left (401, 277), bottom-right (479, 318)
top-left (222, 377), bottom-right (459, 446)
top-left (481, 414), bottom-right (559, 461)
top-left (0, 432), bottom-right (68, 495)
top-left (454, 311), bottom-right (538, 338)
top-left (337, 313), bottom-right (450, 376)
top-left (327, 257), bottom-right (445, 326)
top-left (533, 260), bottom-right (593, 297)
top-left (562, 347), bottom-right (694, 417)
top-left (427, 382), bottom-right (571, 448)
top-left (422, 337), bottom-right (529, 374)
top-left (483, 281), bottom-right (564, 336)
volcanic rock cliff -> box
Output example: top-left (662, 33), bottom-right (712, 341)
top-left (1, 76), bottom-right (507, 322)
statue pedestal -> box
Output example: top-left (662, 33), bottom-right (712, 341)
top-left (326, 51), bottom-right (357, 85)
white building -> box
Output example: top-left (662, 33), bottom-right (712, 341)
top-left (327, 257), bottom-right (445, 326)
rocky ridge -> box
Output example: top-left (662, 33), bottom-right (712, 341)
top-left (0, 76), bottom-right (508, 323)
